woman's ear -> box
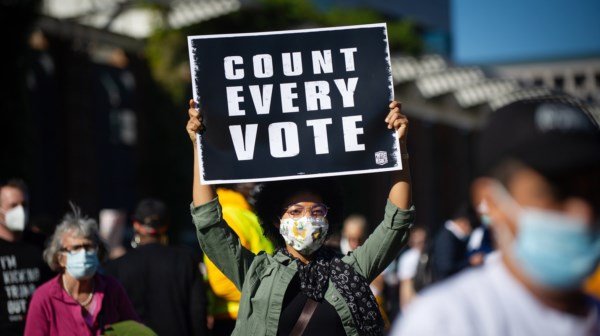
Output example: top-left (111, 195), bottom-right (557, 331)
top-left (471, 177), bottom-right (519, 235)
top-left (133, 221), bottom-right (143, 233)
top-left (57, 252), bottom-right (67, 268)
top-left (472, 177), bottom-right (504, 223)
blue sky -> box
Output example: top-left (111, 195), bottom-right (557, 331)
top-left (452, 0), bottom-right (600, 64)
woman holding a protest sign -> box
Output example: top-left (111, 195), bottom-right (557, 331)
top-left (187, 99), bottom-right (413, 336)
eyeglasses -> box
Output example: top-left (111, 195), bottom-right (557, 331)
top-left (283, 203), bottom-right (329, 219)
top-left (60, 243), bottom-right (98, 254)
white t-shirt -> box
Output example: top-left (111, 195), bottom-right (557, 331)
top-left (397, 248), bottom-right (421, 281)
top-left (391, 257), bottom-right (600, 336)
top-left (467, 226), bottom-right (485, 251)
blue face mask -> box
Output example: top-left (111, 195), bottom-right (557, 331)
top-left (480, 214), bottom-right (492, 227)
top-left (65, 250), bottom-right (99, 280)
top-left (514, 209), bottom-right (600, 290)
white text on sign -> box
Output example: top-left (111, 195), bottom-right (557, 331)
top-left (223, 48), bottom-right (365, 160)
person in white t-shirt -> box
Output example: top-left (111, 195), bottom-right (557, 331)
top-left (392, 95), bottom-right (600, 336)
top-left (397, 226), bottom-right (426, 309)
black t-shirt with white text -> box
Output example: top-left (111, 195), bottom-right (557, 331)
top-left (0, 239), bottom-right (52, 336)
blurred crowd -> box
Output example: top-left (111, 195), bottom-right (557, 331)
top-left (1, 93), bottom-right (599, 335)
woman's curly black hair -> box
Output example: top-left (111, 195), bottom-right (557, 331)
top-left (254, 177), bottom-right (343, 248)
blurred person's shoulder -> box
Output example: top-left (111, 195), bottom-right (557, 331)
top-left (168, 244), bottom-right (203, 264)
top-left (98, 272), bottom-right (135, 298)
top-left (0, 237), bottom-right (43, 255)
top-left (144, 243), bottom-right (204, 268)
top-left (108, 244), bottom-right (201, 267)
top-left (394, 259), bottom-right (505, 336)
top-left (104, 248), bottom-right (138, 268)
top-left (100, 272), bottom-right (125, 288)
top-left (411, 261), bottom-right (493, 308)
top-left (104, 246), bottom-right (148, 275)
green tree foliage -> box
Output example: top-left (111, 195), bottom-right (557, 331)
top-left (146, 30), bottom-right (191, 102)
top-left (318, 7), bottom-right (422, 54)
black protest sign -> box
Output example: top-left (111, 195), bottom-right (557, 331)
top-left (187, 23), bottom-right (401, 184)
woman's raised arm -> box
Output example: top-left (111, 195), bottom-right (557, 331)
top-left (386, 101), bottom-right (412, 210)
top-left (187, 98), bottom-right (255, 289)
top-left (341, 100), bottom-right (414, 282)
top-left (187, 99), bottom-right (216, 206)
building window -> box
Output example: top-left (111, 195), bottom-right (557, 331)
top-left (553, 76), bottom-right (564, 89)
top-left (574, 73), bottom-right (586, 88)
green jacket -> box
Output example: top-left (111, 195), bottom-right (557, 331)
top-left (191, 197), bottom-right (415, 336)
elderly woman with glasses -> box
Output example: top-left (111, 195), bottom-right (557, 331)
top-left (187, 100), bottom-right (414, 336)
top-left (24, 207), bottom-right (139, 336)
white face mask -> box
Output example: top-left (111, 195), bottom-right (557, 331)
top-left (3, 205), bottom-right (26, 232)
top-left (280, 216), bottom-right (329, 255)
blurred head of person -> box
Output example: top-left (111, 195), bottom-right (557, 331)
top-left (340, 214), bottom-right (367, 255)
top-left (472, 94), bottom-right (600, 302)
top-left (99, 209), bottom-right (127, 259)
top-left (44, 204), bottom-right (104, 280)
top-left (132, 198), bottom-right (169, 247)
top-left (448, 203), bottom-right (479, 239)
top-left (475, 200), bottom-right (492, 227)
top-left (408, 226), bottom-right (427, 252)
top-left (0, 179), bottom-right (29, 240)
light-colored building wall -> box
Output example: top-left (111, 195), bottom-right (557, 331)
top-left (492, 58), bottom-right (600, 102)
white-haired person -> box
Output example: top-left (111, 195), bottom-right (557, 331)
top-left (24, 206), bottom-right (139, 336)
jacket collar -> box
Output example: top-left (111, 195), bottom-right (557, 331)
top-left (273, 250), bottom-right (299, 270)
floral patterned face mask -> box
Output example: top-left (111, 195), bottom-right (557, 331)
top-left (279, 216), bottom-right (329, 255)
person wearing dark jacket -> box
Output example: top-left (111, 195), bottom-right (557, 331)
top-left (105, 199), bottom-right (207, 336)
top-left (431, 205), bottom-right (477, 282)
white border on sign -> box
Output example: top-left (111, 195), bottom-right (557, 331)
top-left (195, 135), bottom-right (404, 185)
top-left (188, 23), bottom-right (402, 185)
top-left (187, 22), bottom-right (388, 41)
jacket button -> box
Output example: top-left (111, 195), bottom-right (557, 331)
top-left (333, 296), bottom-right (339, 302)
